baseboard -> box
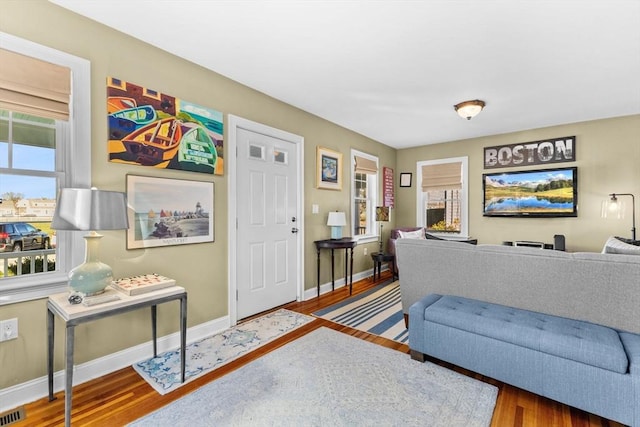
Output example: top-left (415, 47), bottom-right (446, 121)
top-left (2, 268), bottom-right (385, 412)
top-left (303, 266), bottom-right (379, 300)
top-left (0, 315), bottom-right (230, 413)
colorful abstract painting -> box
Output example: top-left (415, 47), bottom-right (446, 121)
top-left (107, 77), bottom-right (224, 175)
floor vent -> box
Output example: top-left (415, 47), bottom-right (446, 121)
top-left (0, 407), bottom-right (25, 426)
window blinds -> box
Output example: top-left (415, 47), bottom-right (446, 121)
top-left (421, 162), bottom-right (462, 191)
top-left (0, 48), bottom-right (71, 120)
top-left (354, 155), bottom-right (377, 174)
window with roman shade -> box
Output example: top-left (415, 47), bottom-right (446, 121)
top-left (417, 157), bottom-right (468, 237)
top-left (354, 155), bottom-right (378, 175)
top-left (421, 162), bottom-right (462, 192)
top-left (351, 150), bottom-right (379, 239)
top-left (0, 32), bottom-right (90, 304)
top-left (0, 48), bottom-right (71, 121)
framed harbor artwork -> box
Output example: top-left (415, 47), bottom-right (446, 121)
top-left (126, 175), bottom-right (214, 249)
top-left (107, 77), bottom-right (224, 175)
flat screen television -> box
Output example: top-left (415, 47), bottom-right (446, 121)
top-left (483, 166), bottom-right (578, 217)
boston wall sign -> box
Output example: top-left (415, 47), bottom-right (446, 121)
top-left (484, 136), bottom-right (575, 169)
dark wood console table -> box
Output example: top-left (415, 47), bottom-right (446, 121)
top-left (314, 238), bottom-right (357, 296)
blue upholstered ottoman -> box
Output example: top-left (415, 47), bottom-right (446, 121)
top-left (409, 294), bottom-right (640, 426)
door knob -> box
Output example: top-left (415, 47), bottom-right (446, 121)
top-left (291, 227), bottom-right (299, 233)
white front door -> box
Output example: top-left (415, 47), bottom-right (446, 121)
top-left (230, 118), bottom-right (303, 320)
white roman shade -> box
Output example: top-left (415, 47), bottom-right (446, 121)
top-left (354, 155), bottom-right (377, 175)
top-left (0, 48), bottom-right (71, 120)
top-left (421, 162), bottom-right (462, 192)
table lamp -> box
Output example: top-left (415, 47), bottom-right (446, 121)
top-left (601, 193), bottom-right (636, 240)
top-left (375, 206), bottom-right (390, 253)
top-left (51, 187), bottom-right (129, 295)
top-left (327, 211), bottom-right (346, 239)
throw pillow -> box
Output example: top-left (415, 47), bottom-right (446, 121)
top-left (398, 228), bottom-right (425, 239)
top-left (602, 236), bottom-right (640, 255)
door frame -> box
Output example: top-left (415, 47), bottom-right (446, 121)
top-left (227, 115), bottom-right (305, 325)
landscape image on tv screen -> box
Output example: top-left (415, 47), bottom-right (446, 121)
top-left (483, 167), bottom-right (577, 217)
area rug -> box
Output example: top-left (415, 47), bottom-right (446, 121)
top-left (130, 327), bottom-right (498, 426)
top-left (313, 280), bottom-right (408, 343)
top-left (133, 308), bottom-right (315, 394)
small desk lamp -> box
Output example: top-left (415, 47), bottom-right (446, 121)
top-left (375, 206), bottom-right (390, 253)
top-left (327, 211), bottom-right (346, 239)
top-left (601, 193), bottom-right (636, 240)
top-left (51, 187), bottom-right (129, 295)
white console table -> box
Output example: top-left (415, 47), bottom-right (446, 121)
top-left (47, 286), bottom-right (187, 427)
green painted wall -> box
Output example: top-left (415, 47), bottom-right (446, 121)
top-left (1, 0), bottom-right (638, 396)
top-left (396, 115), bottom-right (640, 252)
top-left (0, 0), bottom-right (394, 389)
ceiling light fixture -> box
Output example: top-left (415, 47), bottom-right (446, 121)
top-left (454, 99), bottom-right (485, 120)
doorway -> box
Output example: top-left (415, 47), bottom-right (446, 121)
top-left (227, 115), bottom-right (304, 323)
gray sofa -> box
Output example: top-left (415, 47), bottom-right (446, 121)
top-left (395, 239), bottom-right (640, 426)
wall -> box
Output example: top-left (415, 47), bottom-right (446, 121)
top-left (0, 1), bottom-right (394, 391)
top-left (396, 115), bottom-right (640, 252)
top-left (2, 0), bottom-right (637, 399)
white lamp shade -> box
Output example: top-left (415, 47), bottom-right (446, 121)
top-left (327, 211), bottom-right (346, 239)
top-left (51, 188), bottom-right (129, 296)
top-left (51, 188), bottom-right (129, 231)
top-left (327, 211), bottom-right (347, 226)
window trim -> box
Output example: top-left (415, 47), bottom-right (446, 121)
top-left (415, 156), bottom-right (469, 239)
top-left (350, 149), bottom-right (379, 243)
top-left (0, 32), bottom-right (91, 305)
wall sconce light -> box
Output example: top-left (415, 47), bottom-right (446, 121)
top-left (454, 99), bottom-right (485, 120)
top-left (327, 211), bottom-right (347, 239)
top-left (51, 187), bottom-right (129, 295)
top-left (601, 193), bottom-right (636, 240)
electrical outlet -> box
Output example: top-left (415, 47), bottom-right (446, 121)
top-left (0, 318), bottom-right (18, 342)
top-left (363, 247), bottom-right (368, 255)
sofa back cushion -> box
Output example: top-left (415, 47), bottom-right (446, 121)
top-left (396, 238), bottom-right (640, 334)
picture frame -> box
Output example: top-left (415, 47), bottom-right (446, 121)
top-left (107, 77), bottom-right (224, 175)
top-left (316, 146), bottom-right (342, 190)
top-left (400, 172), bottom-right (412, 187)
top-left (126, 174), bottom-right (214, 249)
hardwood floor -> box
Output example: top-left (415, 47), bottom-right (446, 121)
top-left (11, 271), bottom-right (623, 426)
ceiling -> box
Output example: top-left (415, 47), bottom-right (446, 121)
top-left (50, 0), bottom-right (640, 149)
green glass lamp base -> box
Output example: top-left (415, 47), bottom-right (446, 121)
top-left (68, 261), bottom-right (113, 296)
top-left (68, 232), bottom-right (113, 296)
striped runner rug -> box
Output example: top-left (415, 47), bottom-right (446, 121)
top-left (313, 280), bottom-right (408, 343)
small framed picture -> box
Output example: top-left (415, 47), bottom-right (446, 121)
top-left (316, 146), bottom-right (342, 190)
top-left (400, 172), bottom-right (412, 187)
